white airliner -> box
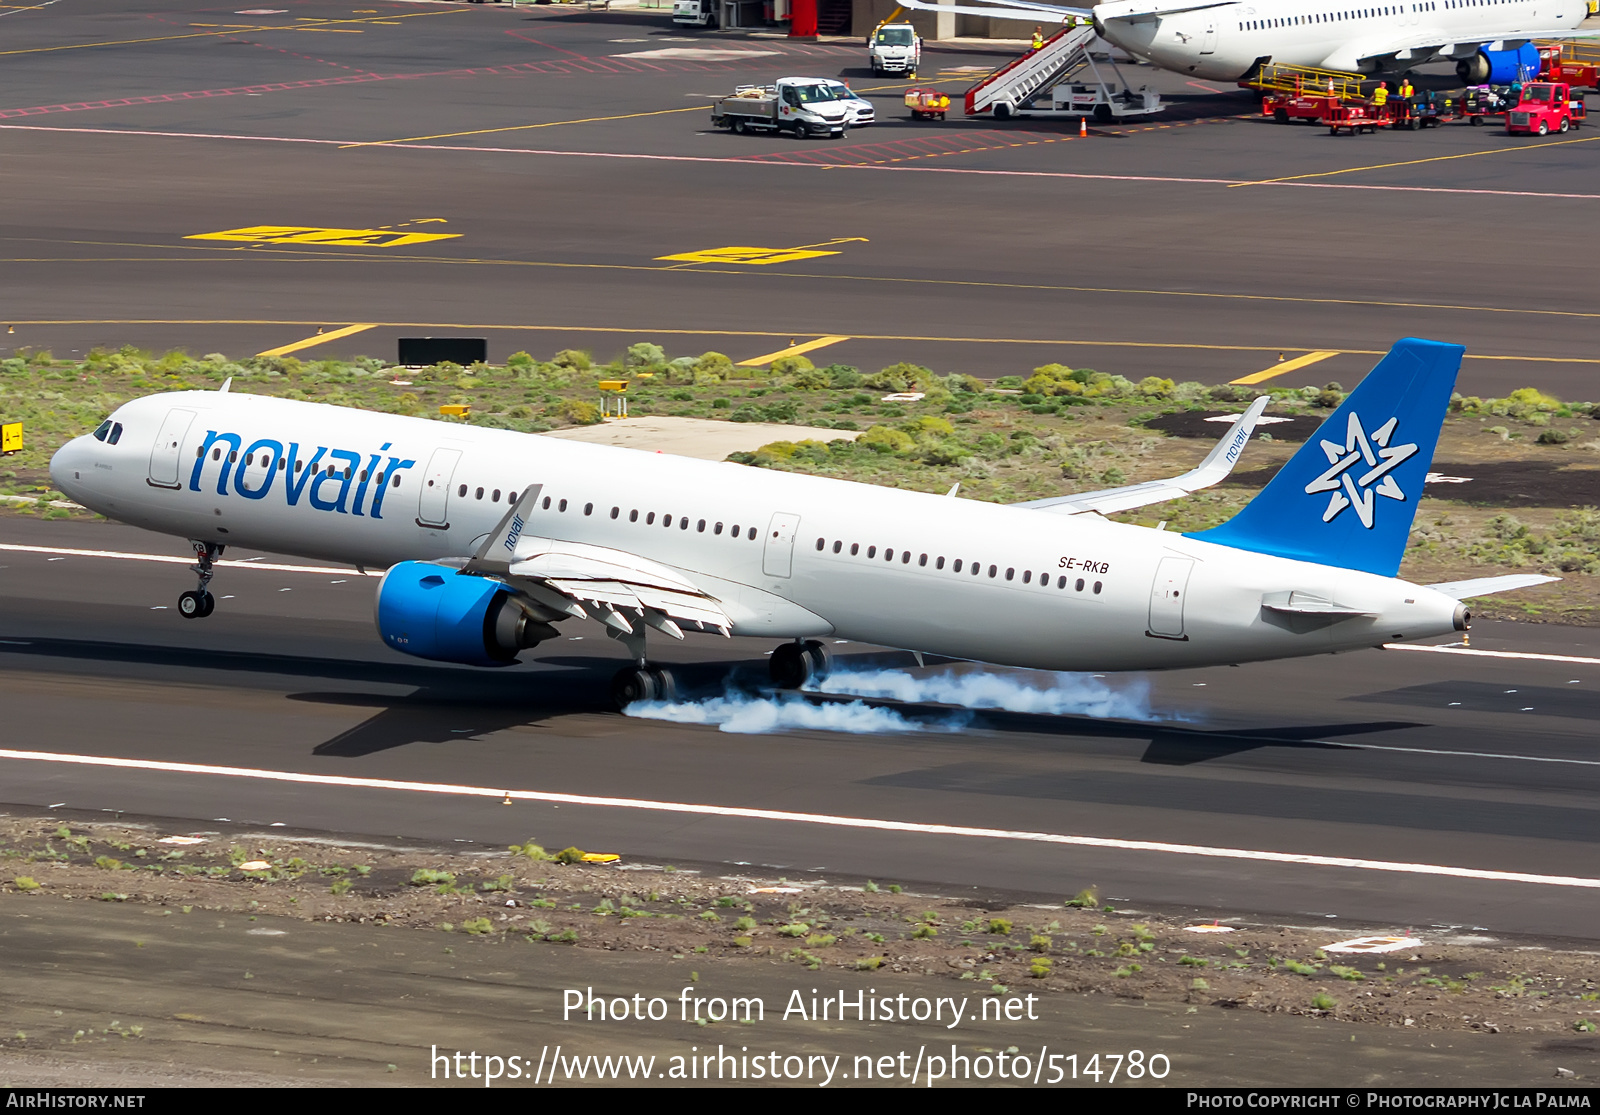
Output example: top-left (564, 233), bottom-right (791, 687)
top-left (49, 339), bottom-right (1550, 707)
top-left (897, 0), bottom-right (1591, 81)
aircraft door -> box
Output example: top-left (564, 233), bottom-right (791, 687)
top-left (417, 447), bottom-right (462, 528)
top-left (762, 511), bottom-right (801, 578)
top-left (1200, 19), bottom-right (1217, 53)
top-left (1148, 556), bottom-right (1194, 639)
top-left (147, 408), bottom-right (197, 489)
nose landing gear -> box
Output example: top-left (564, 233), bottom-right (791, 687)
top-left (769, 639), bottom-right (831, 689)
top-left (178, 540), bottom-right (223, 619)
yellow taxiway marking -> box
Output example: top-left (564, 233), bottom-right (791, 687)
top-left (13, 231), bottom-right (1600, 329)
top-left (737, 335), bottom-right (852, 367)
top-left (658, 246), bottom-right (838, 266)
top-left (12, 319), bottom-right (1600, 368)
top-left (257, 322), bottom-right (378, 357)
top-left (1230, 349), bottom-right (1341, 385)
top-left (659, 237), bottom-right (867, 267)
top-left (1231, 134), bottom-right (1600, 187)
top-left (186, 225), bottom-right (460, 248)
top-left (0, 8), bottom-right (459, 56)
top-left (339, 105), bottom-right (710, 150)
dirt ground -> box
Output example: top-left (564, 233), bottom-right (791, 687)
top-left (3, 813), bottom-right (1597, 1047)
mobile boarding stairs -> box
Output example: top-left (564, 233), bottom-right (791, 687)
top-left (964, 23), bottom-right (1162, 121)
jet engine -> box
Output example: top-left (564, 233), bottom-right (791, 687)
top-left (375, 561), bottom-right (557, 666)
top-left (1457, 43), bottom-right (1540, 85)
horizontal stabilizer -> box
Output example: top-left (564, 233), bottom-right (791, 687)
top-left (1428, 574), bottom-right (1560, 599)
top-left (1016, 396), bottom-right (1267, 516)
top-left (1188, 339), bottom-right (1462, 578)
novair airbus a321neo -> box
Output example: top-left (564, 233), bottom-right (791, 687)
top-left (50, 339), bottom-right (1551, 707)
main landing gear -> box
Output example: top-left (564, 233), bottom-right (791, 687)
top-left (769, 639), bottom-right (830, 690)
top-left (610, 628), bottom-right (678, 709)
top-left (178, 540), bottom-right (223, 619)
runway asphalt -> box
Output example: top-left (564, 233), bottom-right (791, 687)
top-left (3, 2), bottom-right (1600, 395)
top-left (2, 517), bottom-right (1597, 941)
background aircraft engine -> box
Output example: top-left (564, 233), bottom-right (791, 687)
top-left (375, 561), bottom-right (556, 666)
top-left (1457, 43), bottom-right (1540, 84)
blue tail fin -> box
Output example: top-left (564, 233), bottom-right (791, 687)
top-left (1187, 338), bottom-right (1462, 577)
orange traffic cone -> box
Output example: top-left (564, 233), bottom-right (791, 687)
top-left (1078, 117), bottom-right (1087, 137)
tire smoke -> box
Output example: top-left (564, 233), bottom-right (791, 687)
top-left (624, 663), bottom-right (1168, 734)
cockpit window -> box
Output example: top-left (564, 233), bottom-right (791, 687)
top-left (93, 420), bottom-right (113, 442)
top-left (107, 422), bottom-right (124, 445)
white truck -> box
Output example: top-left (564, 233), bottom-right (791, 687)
top-left (868, 22), bottom-right (920, 76)
top-left (672, 0), bottom-right (717, 27)
top-left (711, 78), bottom-right (853, 138)
top-left (823, 79), bottom-right (875, 126)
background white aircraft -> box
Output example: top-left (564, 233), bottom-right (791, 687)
top-left (897, 0), bottom-right (1592, 82)
top-left (50, 339), bottom-right (1551, 708)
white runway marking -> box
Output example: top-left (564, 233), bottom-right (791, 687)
top-left (2, 747), bottom-right (1596, 890)
top-left (1385, 643), bottom-right (1600, 667)
top-left (0, 543), bottom-right (364, 576)
top-left (5, 124), bottom-right (1599, 200)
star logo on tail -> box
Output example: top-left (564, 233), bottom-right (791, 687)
top-left (1303, 412), bottom-right (1418, 529)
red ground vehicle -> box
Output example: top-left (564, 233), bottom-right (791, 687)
top-left (1323, 99), bottom-right (1405, 134)
top-left (1255, 64), bottom-right (1365, 124)
top-left (1539, 45), bottom-right (1600, 90)
top-left (1505, 82), bottom-right (1586, 135)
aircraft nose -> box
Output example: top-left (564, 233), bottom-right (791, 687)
top-left (49, 436), bottom-right (90, 496)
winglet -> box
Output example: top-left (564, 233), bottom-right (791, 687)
top-left (1015, 395), bottom-right (1267, 516)
top-left (465, 484), bottom-right (543, 575)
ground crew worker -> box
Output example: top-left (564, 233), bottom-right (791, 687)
top-left (1399, 77), bottom-right (1414, 100)
top-left (1372, 81), bottom-right (1389, 108)
top-left (1031, 26), bottom-right (1044, 49)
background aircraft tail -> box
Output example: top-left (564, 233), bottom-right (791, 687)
top-left (1187, 338), bottom-right (1462, 577)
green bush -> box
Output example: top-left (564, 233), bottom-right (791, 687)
top-left (859, 425), bottom-right (915, 453)
top-left (693, 352), bottom-right (734, 380)
top-left (822, 363), bottom-right (861, 389)
top-left (552, 399), bottom-right (601, 426)
top-left (625, 342), bottom-right (665, 368)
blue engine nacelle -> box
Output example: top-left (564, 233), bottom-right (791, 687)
top-left (375, 561), bottom-right (557, 666)
top-left (1458, 43), bottom-right (1540, 85)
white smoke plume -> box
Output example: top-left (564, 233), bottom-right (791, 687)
top-left (624, 691), bottom-right (971, 735)
top-left (624, 663), bottom-right (1171, 735)
top-left (812, 665), bottom-right (1168, 722)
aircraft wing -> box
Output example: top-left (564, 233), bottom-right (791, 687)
top-left (893, 0), bottom-right (1093, 22)
top-left (1427, 573), bottom-right (1560, 599)
top-left (1013, 396), bottom-right (1268, 516)
top-left (1094, 0), bottom-right (1253, 20)
top-left (461, 486), bottom-right (732, 639)
top-left (1324, 27), bottom-right (1600, 70)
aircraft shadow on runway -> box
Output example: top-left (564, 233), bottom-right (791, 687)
top-left (0, 638), bottom-right (1427, 761)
